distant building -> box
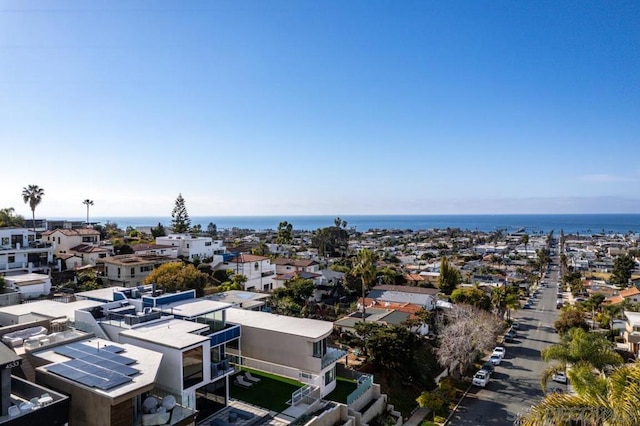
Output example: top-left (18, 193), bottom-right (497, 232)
top-left (103, 254), bottom-right (176, 287)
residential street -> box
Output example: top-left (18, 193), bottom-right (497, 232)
top-left (448, 248), bottom-right (562, 425)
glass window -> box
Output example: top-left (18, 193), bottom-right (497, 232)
top-left (324, 366), bottom-right (335, 386)
top-left (313, 338), bottom-right (327, 358)
top-left (183, 346), bottom-right (204, 388)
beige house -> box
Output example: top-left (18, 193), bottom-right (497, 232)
top-left (103, 254), bottom-right (175, 287)
top-left (225, 308), bottom-right (346, 398)
top-left (42, 228), bottom-right (110, 266)
top-left (624, 311), bottom-right (640, 355)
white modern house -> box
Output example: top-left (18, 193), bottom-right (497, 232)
top-left (225, 308), bottom-right (347, 398)
top-left (218, 254), bottom-right (275, 292)
top-left (0, 227), bottom-right (54, 274)
top-left (3, 273), bottom-right (52, 300)
top-left (155, 234), bottom-right (226, 262)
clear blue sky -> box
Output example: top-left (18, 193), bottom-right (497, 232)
top-left (2, 0), bottom-right (639, 217)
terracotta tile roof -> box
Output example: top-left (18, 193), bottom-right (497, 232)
top-left (374, 284), bottom-right (439, 295)
top-left (130, 243), bottom-right (174, 251)
top-left (70, 244), bottom-right (110, 253)
top-left (272, 258), bottom-right (318, 267)
top-left (43, 228), bottom-right (99, 236)
top-left (404, 274), bottom-right (427, 282)
top-left (226, 253), bottom-right (269, 263)
top-left (619, 287), bottom-right (640, 298)
top-left (604, 295), bottom-right (625, 305)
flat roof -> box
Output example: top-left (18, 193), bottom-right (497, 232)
top-left (225, 308), bottom-right (332, 339)
top-left (33, 337), bottom-right (162, 400)
top-left (206, 291), bottom-right (269, 310)
top-left (156, 299), bottom-right (232, 318)
top-left (75, 287), bottom-right (129, 302)
top-left (120, 319), bottom-right (209, 350)
top-left (4, 273), bottom-right (50, 285)
top-left (0, 300), bottom-right (103, 321)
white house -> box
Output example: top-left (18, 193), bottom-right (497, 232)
top-left (3, 273), bottom-right (52, 300)
top-left (218, 254), bottom-right (275, 292)
top-left (155, 234), bottom-right (226, 261)
top-left (0, 227), bottom-right (54, 273)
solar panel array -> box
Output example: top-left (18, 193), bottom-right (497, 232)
top-left (47, 342), bottom-right (139, 391)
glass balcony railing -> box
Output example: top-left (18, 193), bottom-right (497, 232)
top-left (321, 347), bottom-right (348, 369)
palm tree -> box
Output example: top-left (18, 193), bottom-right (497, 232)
top-left (352, 248), bottom-right (377, 323)
top-left (21, 185), bottom-right (45, 231)
top-left (521, 362), bottom-right (640, 425)
top-left (522, 233), bottom-right (529, 259)
top-left (540, 328), bottom-right (623, 391)
top-left (82, 199), bottom-right (94, 224)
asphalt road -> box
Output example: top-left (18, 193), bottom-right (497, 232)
top-left (449, 246), bottom-right (563, 425)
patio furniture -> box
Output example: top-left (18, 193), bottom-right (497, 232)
top-left (244, 372), bottom-right (261, 383)
top-left (234, 375), bottom-right (253, 388)
top-left (231, 408), bottom-right (255, 421)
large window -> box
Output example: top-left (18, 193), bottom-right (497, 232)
top-left (194, 310), bottom-right (225, 333)
top-left (313, 338), bottom-right (327, 358)
top-left (183, 346), bottom-right (204, 389)
top-left (324, 366), bottom-right (336, 386)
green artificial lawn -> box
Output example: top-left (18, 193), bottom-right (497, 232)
top-left (229, 370), bottom-right (303, 413)
top-left (325, 377), bottom-right (358, 404)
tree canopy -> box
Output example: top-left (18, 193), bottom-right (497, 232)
top-left (554, 307), bottom-right (589, 334)
top-left (610, 254), bottom-right (635, 287)
top-left (143, 262), bottom-right (208, 296)
top-left (276, 221), bottom-right (293, 245)
top-left (450, 286), bottom-right (491, 311)
top-left (171, 193), bottom-right (191, 234)
top-left (438, 256), bottom-right (461, 295)
top-left (0, 208), bottom-right (25, 228)
top-left (22, 184), bottom-right (44, 231)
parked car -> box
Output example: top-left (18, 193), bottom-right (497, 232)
top-left (481, 361), bottom-right (495, 375)
top-left (492, 346), bottom-right (506, 359)
top-left (489, 354), bottom-right (502, 366)
top-left (556, 299), bottom-right (563, 309)
top-left (511, 321), bottom-right (520, 329)
top-left (472, 369), bottom-right (491, 387)
top-left (506, 329), bottom-right (517, 340)
top-left (552, 371), bottom-right (568, 384)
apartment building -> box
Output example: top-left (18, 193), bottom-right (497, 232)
top-left (0, 228), bottom-right (53, 274)
top-left (155, 234), bottom-right (226, 261)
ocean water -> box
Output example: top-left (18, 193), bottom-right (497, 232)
top-left (80, 214), bottom-right (640, 235)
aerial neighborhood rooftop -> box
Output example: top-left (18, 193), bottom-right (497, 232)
top-left (0, 212), bottom-right (639, 425)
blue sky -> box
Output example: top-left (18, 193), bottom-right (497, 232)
top-left (2, 0), bottom-right (639, 217)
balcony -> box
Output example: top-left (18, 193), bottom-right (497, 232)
top-left (211, 358), bottom-right (235, 379)
top-left (0, 376), bottom-right (69, 426)
top-left (209, 324), bottom-right (241, 346)
top-left (321, 347), bottom-right (348, 369)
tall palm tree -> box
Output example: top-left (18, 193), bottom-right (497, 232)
top-left (82, 199), bottom-right (94, 224)
top-left (522, 233), bottom-right (529, 259)
top-left (21, 185), bottom-right (45, 231)
top-left (522, 362), bottom-right (640, 425)
top-left (352, 248), bottom-right (377, 323)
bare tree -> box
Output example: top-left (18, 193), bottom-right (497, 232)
top-left (436, 304), bottom-right (503, 376)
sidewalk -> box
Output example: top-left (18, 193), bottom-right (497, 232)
top-left (403, 407), bottom-right (430, 426)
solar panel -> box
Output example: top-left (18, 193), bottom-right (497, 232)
top-left (48, 341), bottom-right (138, 391)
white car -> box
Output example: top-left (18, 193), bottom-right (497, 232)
top-left (472, 370), bottom-right (490, 388)
top-left (489, 354), bottom-right (502, 366)
top-left (552, 371), bottom-right (568, 384)
top-left (492, 346), bottom-right (506, 359)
